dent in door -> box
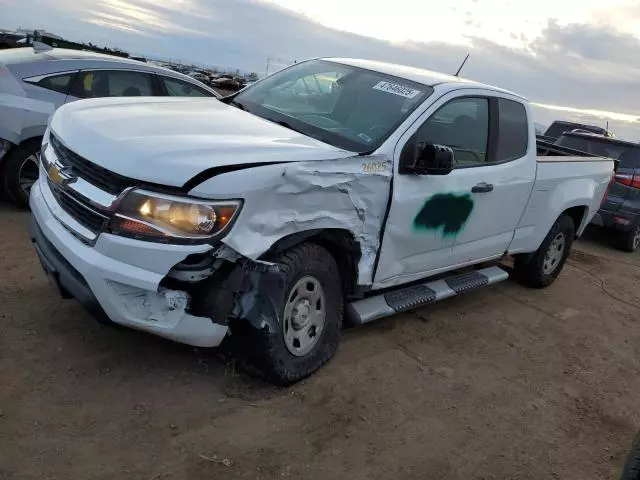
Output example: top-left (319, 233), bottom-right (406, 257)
top-left (413, 193), bottom-right (474, 236)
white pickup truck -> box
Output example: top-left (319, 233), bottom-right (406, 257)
top-left (29, 58), bottom-right (615, 384)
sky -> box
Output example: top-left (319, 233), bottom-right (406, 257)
top-left (2, 0), bottom-right (640, 140)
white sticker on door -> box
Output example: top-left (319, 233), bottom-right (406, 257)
top-left (372, 81), bottom-right (422, 99)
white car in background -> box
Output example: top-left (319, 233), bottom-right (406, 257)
top-left (0, 45), bottom-right (220, 206)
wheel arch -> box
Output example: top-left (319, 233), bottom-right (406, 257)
top-left (562, 205), bottom-right (589, 237)
top-left (262, 228), bottom-right (363, 298)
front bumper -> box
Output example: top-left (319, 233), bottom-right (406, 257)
top-left (29, 179), bottom-right (228, 347)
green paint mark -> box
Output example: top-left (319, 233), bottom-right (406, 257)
top-left (413, 193), bottom-right (474, 236)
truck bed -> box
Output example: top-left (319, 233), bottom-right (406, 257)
top-left (536, 135), bottom-right (607, 161)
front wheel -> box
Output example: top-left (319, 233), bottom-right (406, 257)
top-left (235, 243), bottom-right (343, 385)
top-left (514, 214), bottom-right (574, 288)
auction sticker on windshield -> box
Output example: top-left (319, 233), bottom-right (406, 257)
top-left (373, 81), bottom-right (422, 98)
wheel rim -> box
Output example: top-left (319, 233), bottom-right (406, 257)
top-left (283, 276), bottom-right (326, 357)
top-left (633, 226), bottom-right (640, 250)
top-left (543, 232), bottom-right (566, 275)
top-left (18, 152), bottom-right (40, 198)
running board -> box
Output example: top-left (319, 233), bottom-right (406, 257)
top-left (347, 266), bottom-right (509, 325)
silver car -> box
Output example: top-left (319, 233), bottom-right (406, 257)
top-left (0, 45), bottom-right (221, 206)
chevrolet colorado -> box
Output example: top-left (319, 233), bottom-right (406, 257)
top-left (29, 58), bottom-right (615, 384)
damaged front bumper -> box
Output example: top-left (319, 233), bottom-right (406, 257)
top-left (29, 181), bottom-right (229, 347)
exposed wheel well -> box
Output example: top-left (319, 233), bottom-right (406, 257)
top-left (5, 136), bottom-right (42, 155)
top-left (19, 136), bottom-right (43, 147)
top-left (263, 229), bottom-right (362, 298)
top-left (562, 206), bottom-right (588, 236)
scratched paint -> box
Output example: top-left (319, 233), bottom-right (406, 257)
top-left (413, 193), bottom-right (474, 236)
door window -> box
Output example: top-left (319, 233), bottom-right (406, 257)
top-left (415, 97), bottom-right (489, 167)
top-left (71, 70), bottom-right (154, 98)
top-left (496, 99), bottom-right (528, 161)
top-left (160, 77), bottom-right (211, 97)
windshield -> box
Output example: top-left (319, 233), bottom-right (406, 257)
top-left (233, 59), bottom-right (433, 153)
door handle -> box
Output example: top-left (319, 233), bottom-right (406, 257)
top-left (471, 182), bottom-right (494, 193)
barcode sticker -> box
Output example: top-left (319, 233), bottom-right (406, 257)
top-left (372, 81), bottom-right (422, 99)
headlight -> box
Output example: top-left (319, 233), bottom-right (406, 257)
top-left (109, 189), bottom-right (241, 241)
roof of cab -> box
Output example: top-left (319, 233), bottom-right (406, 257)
top-left (324, 57), bottom-right (525, 99)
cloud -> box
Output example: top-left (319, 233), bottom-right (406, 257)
top-left (530, 20), bottom-right (640, 65)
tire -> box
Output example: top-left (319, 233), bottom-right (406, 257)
top-left (617, 224), bottom-right (640, 253)
top-left (514, 214), bottom-right (574, 288)
top-left (0, 158), bottom-right (9, 201)
top-left (620, 430), bottom-right (640, 480)
top-left (3, 139), bottom-right (41, 208)
top-left (234, 243), bottom-right (343, 385)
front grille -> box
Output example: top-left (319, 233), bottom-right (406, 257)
top-left (48, 178), bottom-right (109, 233)
top-left (50, 134), bottom-right (134, 195)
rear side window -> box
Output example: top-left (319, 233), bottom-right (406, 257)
top-left (26, 73), bottom-right (75, 94)
top-left (496, 99), bottom-right (528, 161)
top-left (70, 70), bottom-right (154, 98)
top-left (160, 77), bottom-right (210, 97)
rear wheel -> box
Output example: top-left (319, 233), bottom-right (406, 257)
top-left (514, 215), bottom-right (574, 288)
top-left (617, 224), bottom-right (640, 253)
top-left (234, 243), bottom-right (343, 385)
top-left (3, 139), bottom-right (41, 207)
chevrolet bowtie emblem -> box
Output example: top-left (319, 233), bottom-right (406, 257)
top-left (48, 163), bottom-right (77, 187)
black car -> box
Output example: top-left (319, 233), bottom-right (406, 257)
top-left (544, 120), bottom-right (613, 140)
top-left (556, 132), bottom-right (640, 251)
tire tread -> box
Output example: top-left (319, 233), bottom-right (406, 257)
top-left (235, 243), bottom-right (343, 385)
top-left (514, 215), bottom-right (574, 289)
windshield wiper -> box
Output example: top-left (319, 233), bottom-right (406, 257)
top-left (220, 95), bottom-right (246, 111)
top-left (274, 120), bottom-right (305, 135)
top-left (228, 99), bottom-right (245, 111)
top-left (272, 119), bottom-right (332, 144)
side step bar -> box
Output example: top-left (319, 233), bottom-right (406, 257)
top-left (347, 266), bottom-right (509, 325)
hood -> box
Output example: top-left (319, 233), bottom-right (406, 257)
top-left (50, 97), bottom-right (350, 187)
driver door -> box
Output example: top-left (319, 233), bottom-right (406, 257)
top-left (373, 91), bottom-right (533, 289)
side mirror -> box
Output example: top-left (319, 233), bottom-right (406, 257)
top-left (400, 140), bottom-right (455, 175)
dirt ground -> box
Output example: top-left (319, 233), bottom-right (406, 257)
top-left (2, 204), bottom-right (640, 480)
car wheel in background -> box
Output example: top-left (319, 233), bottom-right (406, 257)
top-left (514, 214), bottom-right (575, 288)
top-left (3, 139), bottom-right (41, 208)
top-left (617, 224), bottom-right (640, 253)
